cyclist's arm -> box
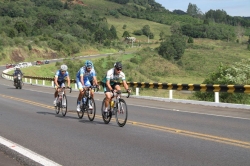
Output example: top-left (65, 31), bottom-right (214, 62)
top-left (66, 76), bottom-right (70, 87)
top-left (93, 76), bottom-right (98, 86)
top-left (80, 75), bottom-right (84, 87)
top-left (106, 80), bottom-right (113, 91)
top-left (54, 76), bottom-right (59, 87)
top-left (122, 80), bottom-right (129, 91)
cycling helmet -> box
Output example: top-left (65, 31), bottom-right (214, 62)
top-left (85, 60), bottom-right (93, 68)
top-left (60, 64), bottom-right (68, 71)
top-left (15, 66), bottom-right (20, 70)
top-left (114, 62), bottom-right (122, 69)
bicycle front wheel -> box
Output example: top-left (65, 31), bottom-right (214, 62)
top-left (61, 94), bottom-right (67, 116)
top-left (101, 98), bottom-right (112, 124)
top-left (55, 98), bottom-right (60, 114)
top-left (77, 100), bottom-right (84, 119)
top-left (115, 99), bottom-right (128, 127)
top-left (87, 98), bottom-right (96, 121)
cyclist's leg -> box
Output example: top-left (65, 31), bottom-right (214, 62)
top-left (53, 81), bottom-right (61, 105)
top-left (76, 78), bottom-right (84, 111)
top-left (104, 84), bottom-right (114, 112)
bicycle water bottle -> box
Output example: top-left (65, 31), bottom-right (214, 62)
top-left (111, 100), bottom-right (115, 108)
top-left (82, 97), bottom-right (86, 104)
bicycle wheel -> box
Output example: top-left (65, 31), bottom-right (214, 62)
top-left (115, 99), bottom-right (128, 127)
top-left (87, 98), bottom-right (96, 121)
top-left (77, 100), bottom-right (84, 119)
top-left (101, 98), bottom-right (112, 124)
top-left (55, 97), bottom-right (60, 114)
top-left (61, 94), bottom-right (67, 116)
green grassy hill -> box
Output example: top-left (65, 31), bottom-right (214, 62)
top-left (1, 0), bottom-right (250, 93)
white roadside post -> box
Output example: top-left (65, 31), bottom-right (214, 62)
top-left (169, 90), bottom-right (173, 99)
top-left (136, 88), bottom-right (139, 96)
top-left (215, 92), bottom-right (219, 103)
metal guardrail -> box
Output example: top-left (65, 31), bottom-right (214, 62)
top-left (2, 72), bottom-right (250, 93)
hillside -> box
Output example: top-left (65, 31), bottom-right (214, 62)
top-left (1, 0), bottom-right (250, 87)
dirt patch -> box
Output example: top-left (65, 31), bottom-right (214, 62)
top-left (11, 49), bottom-right (25, 62)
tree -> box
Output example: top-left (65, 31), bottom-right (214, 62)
top-left (158, 35), bottom-right (186, 61)
top-left (122, 31), bottom-right (130, 38)
top-left (235, 24), bottom-right (245, 43)
top-left (170, 22), bottom-right (182, 35)
top-left (123, 24), bottom-right (127, 29)
top-left (142, 25), bottom-right (151, 37)
top-left (14, 21), bottom-right (28, 36)
top-left (109, 25), bottom-right (118, 40)
top-left (186, 3), bottom-right (203, 18)
top-left (159, 31), bottom-right (166, 41)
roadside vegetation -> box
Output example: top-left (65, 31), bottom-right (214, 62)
top-left (1, 0), bottom-right (250, 103)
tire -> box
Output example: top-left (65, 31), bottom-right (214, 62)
top-left (87, 98), bottom-right (96, 121)
top-left (101, 98), bottom-right (112, 124)
top-left (55, 97), bottom-right (60, 114)
top-left (77, 100), bottom-right (84, 119)
top-left (115, 99), bottom-right (128, 127)
top-left (61, 94), bottom-right (67, 116)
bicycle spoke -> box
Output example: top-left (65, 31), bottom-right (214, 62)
top-left (61, 95), bottom-right (67, 116)
top-left (101, 98), bottom-right (112, 124)
top-left (87, 98), bottom-right (96, 121)
top-left (115, 99), bottom-right (128, 127)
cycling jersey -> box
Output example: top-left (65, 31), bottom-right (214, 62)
top-left (102, 68), bottom-right (125, 85)
top-left (55, 70), bottom-right (69, 82)
top-left (76, 66), bottom-right (96, 81)
top-left (76, 66), bottom-right (96, 89)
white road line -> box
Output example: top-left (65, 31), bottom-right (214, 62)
top-left (0, 136), bottom-right (61, 166)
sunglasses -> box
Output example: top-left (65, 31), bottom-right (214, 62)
top-left (87, 67), bottom-right (92, 69)
top-left (61, 70), bottom-right (66, 72)
top-left (116, 68), bottom-right (122, 71)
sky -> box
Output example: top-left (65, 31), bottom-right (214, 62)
top-left (155, 0), bottom-right (250, 17)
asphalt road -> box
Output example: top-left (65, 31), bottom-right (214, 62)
top-left (0, 66), bottom-right (250, 166)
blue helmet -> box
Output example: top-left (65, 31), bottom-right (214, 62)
top-left (85, 60), bottom-right (93, 68)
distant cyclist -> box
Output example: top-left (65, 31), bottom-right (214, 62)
top-left (53, 64), bottom-right (70, 107)
top-left (76, 60), bottom-right (98, 112)
top-left (102, 62), bottom-right (131, 113)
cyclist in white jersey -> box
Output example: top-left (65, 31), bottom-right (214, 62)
top-left (102, 62), bottom-right (131, 113)
top-left (75, 60), bottom-right (98, 112)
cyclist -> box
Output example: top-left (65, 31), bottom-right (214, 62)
top-left (53, 64), bottom-right (71, 107)
top-left (13, 66), bottom-right (23, 86)
top-left (76, 60), bottom-right (98, 112)
top-left (102, 61), bottom-right (131, 113)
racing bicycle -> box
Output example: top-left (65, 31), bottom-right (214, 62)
top-left (55, 86), bottom-right (72, 116)
top-left (101, 90), bottom-right (130, 127)
top-left (77, 85), bottom-right (98, 121)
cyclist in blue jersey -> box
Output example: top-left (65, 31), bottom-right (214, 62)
top-left (76, 60), bottom-right (98, 112)
top-left (53, 64), bottom-right (71, 106)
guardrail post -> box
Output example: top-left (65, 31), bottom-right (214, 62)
top-left (169, 90), bottom-right (173, 99)
top-left (136, 88), bottom-right (139, 96)
top-left (75, 83), bottom-right (77, 90)
top-left (51, 81), bottom-right (53, 87)
top-left (43, 80), bottom-right (45, 86)
top-left (36, 79), bottom-right (38, 84)
top-left (30, 79), bottom-right (32, 84)
top-left (25, 78), bottom-right (27, 83)
top-left (215, 92), bottom-right (219, 103)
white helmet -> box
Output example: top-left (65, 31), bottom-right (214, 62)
top-left (60, 64), bottom-right (68, 71)
top-left (15, 66), bottom-right (20, 69)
